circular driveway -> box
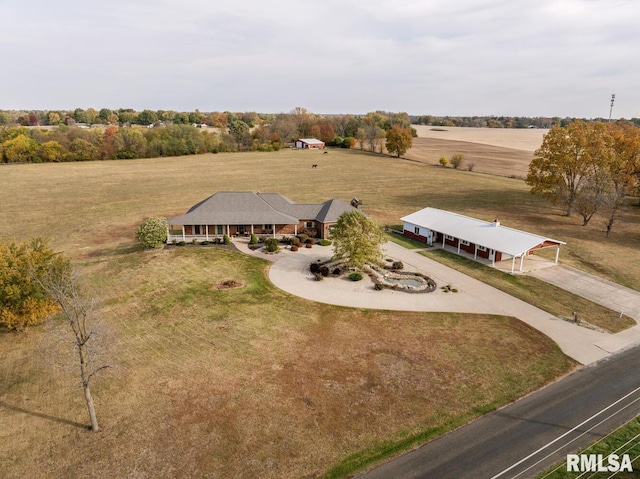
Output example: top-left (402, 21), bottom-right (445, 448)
top-left (261, 241), bottom-right (617, 365)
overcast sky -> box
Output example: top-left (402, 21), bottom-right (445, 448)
top-left (1, 0), bottom-right (638, 118)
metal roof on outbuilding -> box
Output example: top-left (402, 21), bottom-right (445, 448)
top-left (401, 207), bottom-right (565, 257)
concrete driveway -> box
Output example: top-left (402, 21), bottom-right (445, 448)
top-left (528, 265), bottom-right (640, 354)
top-left (262, 241), bottom-right (620, 365)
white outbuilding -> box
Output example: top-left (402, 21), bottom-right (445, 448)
top-left (401, 207), bottom-right (565, 273)
top-left (294, 138), bottom-right (325, 149)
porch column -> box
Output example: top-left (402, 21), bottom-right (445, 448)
top-left (555, 246), bottom-right (560, 263)
top-left (294, 224), bottom-right (298, 235)
top-left (226, 225), bottom-right (230, 236)
top-left (457, 241), bottom-right (461, 254)
top-left (442, 234), bottom-right (445, 247)
top-left (251, 225), bottom-right (254, 234)
top-left (519, 254), bottom-right (525, 272)
top-left (205, 225), bottom-right (209, 241)
top-left (181, 225), bottom-right (185, 241)
top-left (474, 244), bottom-right (478, 260)
top-left (492, 251), bottom-right (496, 266)
top-left (511, 256), bottom-right (516, 274)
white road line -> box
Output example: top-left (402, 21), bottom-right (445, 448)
top-left (508, 396), bottom-right (640, 478)
top-left (490, 385), bottom-right (640, 479)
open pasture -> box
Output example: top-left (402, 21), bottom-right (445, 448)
top-left (0, 143), bottom-right (638, 478)
top-left (1, 146), bottom-right (638, 288)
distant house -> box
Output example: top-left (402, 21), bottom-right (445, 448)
top-left (401, 207), bottom-right (565, 273)
top-left (294, 138), bottom-right (325, 149)
top-left (167, 192), bottom-right (355, 242)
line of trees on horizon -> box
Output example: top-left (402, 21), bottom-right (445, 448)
top-left (3, 108), bottom-right (640, 131)
top-left (411, 115), bottom-right (640, 129)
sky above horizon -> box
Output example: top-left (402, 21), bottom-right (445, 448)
top-left (1, 0), bottom-right (638, 118)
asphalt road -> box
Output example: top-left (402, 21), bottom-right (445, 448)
top-left (358, 346), bottom-right (640, 479)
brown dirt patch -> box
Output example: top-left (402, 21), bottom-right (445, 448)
top-left (216, 279), bottom-right (244, 290)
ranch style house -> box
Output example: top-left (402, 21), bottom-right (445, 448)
top-left (167, 191), bottom-right (355, 242)
top-left (294, 138), bottom-right (325, 149)
top-left (401, 207), bottom-right (565, 273)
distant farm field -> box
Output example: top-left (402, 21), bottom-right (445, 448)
top-left (407, 125), bottom-right (549, 178)
top-left (0, 139), bottom-right (638, 478)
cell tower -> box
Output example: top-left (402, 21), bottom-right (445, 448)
top-left (609, 94), bottom-right (615, 122)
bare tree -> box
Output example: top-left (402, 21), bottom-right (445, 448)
top-left (36, 265), bottom-right (110, 432)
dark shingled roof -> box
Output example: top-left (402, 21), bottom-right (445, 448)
top-left (168, 192), bottom-right (355, 225)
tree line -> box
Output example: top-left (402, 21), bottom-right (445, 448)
top-left (0, 108), bottom-right (415, 163)
top-left (411, 115), bottom-right (640, 129)
top-left (526, 120), bottom-right (640, 236)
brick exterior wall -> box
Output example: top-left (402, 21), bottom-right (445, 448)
top-left (403, 229), bottom-right (427, 242)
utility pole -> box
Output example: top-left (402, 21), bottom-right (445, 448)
top-left (609, 94), bottom-right (615, 122)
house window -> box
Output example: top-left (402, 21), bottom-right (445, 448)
top-left (460, 240), bottom-right (470, 246)
top-left (194, 225), bottom-right (201, 235)
top-left (263, 224), bottom-right (273, 230)
top-left (216, 225), bottom-right (224, 235)
top-left (305, 221), bottom-right (315, 228)
top-left (477, 246), bottom-right (487, 252)
top-left (445, 235), bottom-right (455, 241)
top-left (414, 226), bottom-right (420, 234)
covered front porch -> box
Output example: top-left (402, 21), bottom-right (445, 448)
top-left (437, 243), bottom-right (561, 274)
top-left (167, 223), bottom-right (299, 243)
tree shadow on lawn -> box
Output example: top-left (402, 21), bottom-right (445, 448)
top-left (0, 400), bottom-right (89, 430)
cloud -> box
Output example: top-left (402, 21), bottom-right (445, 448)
top-left (0, 0), bottom-right (638, 117)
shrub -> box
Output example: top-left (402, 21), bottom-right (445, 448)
top-left (467, 162), bottom-right (476, 172)
top-left (332, 267), bottom-right (341, 275)
top-left (439, 156), bottom-right (448, 167)
top-left (223, 234), bottom-right (231, 245)
top-left (290, 237), bottom-right (301, 247)
top-left (177, 241), bottom-right (186, 246)
top-left (202, 240), bottom-right (210, 245)
top-left (349, 272), bottom-right (363, 281)
top-left (264, 238), bottom-right (280, 253)
top-left (392, 261), bottom-right (404, 270)
top-left (320, 266), bottom-right (330, 277)
top-left (135, 217), bottom-right (168, 249)
top-left (296, 233), bottom-right (308, 244)
top-left (314, 273), bottom-right (324, 281)
top-left (450, 153), bottom-right (464, 169)
top-left (374, 283), bottom-right (384, 291)
top-left (192, 238), bottom-right (198, 245)
top-left (310, 263), bottom-right (320, 273)
top-left (304, 238), bottom-right (314, 244)
top-left (319, 239), bottom-right (332, 246)
top-left (249, 234), bottom-right (258, 244)
top-left (291, 245), bottom-right (299, 252)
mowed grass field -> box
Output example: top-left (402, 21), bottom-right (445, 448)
top-left (0, 141), bottom-right (638, 478)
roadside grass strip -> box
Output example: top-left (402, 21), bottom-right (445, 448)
top-left (420, 249), bottom-right (635, 333)
top-left (537, 415), bottom-right (640, 478)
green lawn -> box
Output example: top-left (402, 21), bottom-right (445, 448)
top-left (537, 416), bottom-right (640, 478)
